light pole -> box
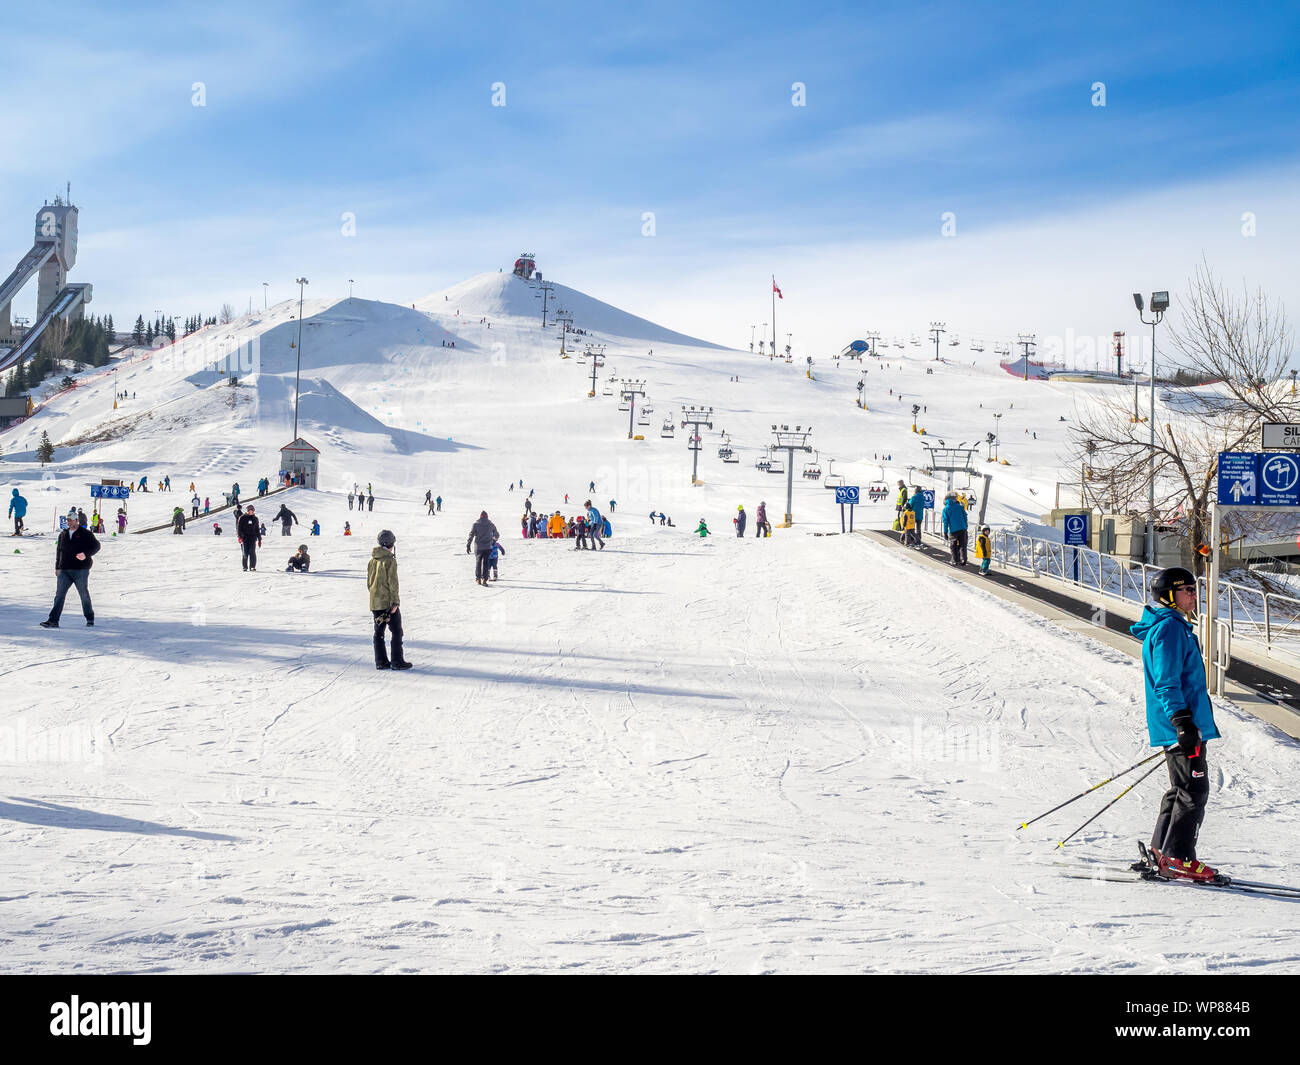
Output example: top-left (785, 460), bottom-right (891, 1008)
top-left (929, 321), bottom-right (946, 360)
top-left (293, 277), bottom-right (308, 441)
top-left (749, 324), bottom-right (756, 353)
top-left (992, 413), bottom-right (1002, 461)
top-left (262, 282), bottom-right (269, 310)
top-left (1133, 291), bottom-right (1168, 565)
top-left (348, 279), bottom-right (354, 302)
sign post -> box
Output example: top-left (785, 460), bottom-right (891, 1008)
top-left (1063, 512), bottom-right (1090, 584)
top-left (835, 485), bottom-right (859, 532)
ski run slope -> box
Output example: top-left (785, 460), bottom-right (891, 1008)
top-left (1, 270), bottom-right (1297, 973)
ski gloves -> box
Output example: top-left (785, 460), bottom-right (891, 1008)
top-left (1171, 711), bottom-right (1201, 759)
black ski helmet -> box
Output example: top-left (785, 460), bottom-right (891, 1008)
top-left (377, 529), bottom-right (396, 548)
top-left (1151, 566), bottom-right (1195, 607)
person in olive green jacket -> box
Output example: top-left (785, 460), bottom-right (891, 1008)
top-left (367, 530), bottom-right (411, 670)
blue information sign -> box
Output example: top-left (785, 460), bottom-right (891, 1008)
top-left (922, 490), bottom-right (935, 509)
top-left (1258, 452), bottom-right (1300, 506)
top-left (90, 484), bottom-right (131, 500)
top-left (1063, 512), bottom-right (1090, 546)
top-left (835, 485), bottom-right (860, 505)
top-left (1217, 453), bottom-right (1258, 505)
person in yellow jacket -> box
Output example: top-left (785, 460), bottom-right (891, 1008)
top-left (367, 529), bottom-right (411, 670)
top-left (974, 525), bottom-right (992, 575)
top-left (900, 507), bottom-right (917, 546)
top-left (893, 479), bottom-right (908, 532)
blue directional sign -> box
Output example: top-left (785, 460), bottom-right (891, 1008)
top-left (1217, 453), bottom-right (1258, 505)
top-left (835, 485), bottom-right (860, 505)
top-left (922, 490), bottom-right (935, 509)
top-left (1259, 452), bottom-right (1300, 506)
top-left (90, 484), bottom-right (131, 500)
top-left (1063, 512), bottom-right (1090, 546)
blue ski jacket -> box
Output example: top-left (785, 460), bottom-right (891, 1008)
top-left (9, 489), bottom-right (27, 518)
top-left (908, 491), bottom-right (925, 524)
top-left (941, 499), bottom-right (967, 535)
top-left (1130, 606), bottom-right (1219, 747)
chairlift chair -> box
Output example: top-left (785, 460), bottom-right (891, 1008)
top-left (824, 473), bottom-right (845, 488)
top-left (660, 421), bottom-right (675, 438)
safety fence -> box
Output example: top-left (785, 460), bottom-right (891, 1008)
top-left (990, 530), bottom-right (1300, 661)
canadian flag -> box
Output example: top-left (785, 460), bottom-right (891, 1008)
top-left (772, 278), bottom-right (783, 299)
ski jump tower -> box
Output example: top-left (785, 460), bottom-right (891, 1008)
top-left (0, 193), bottom-right (93, 371)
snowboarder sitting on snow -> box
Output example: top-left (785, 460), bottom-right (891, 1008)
top-left (368, 530), bottom-right (410, 670)
top-left (694, 518), bottom-right (710, 537)
top-left (286, 545), bottom-right (311, 572)
top-left (212, 522), bottom-right (223, 535)
top-left (344, 522), bottom-right (352, 536)
top-left (1130, 568), bottom-right (1220, 882)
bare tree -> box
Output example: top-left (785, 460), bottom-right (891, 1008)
top-left (219, 303), bottom-right (236, 325)
top-left (1071, 261), bottom-right (1294, 572)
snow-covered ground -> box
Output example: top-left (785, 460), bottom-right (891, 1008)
top-left (2, 270), bottom-right (1297, 973)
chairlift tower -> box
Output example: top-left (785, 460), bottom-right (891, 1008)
top-left (535, 282), bottom-right (555, 327)
top-left (771, 424), bottom-right (813, 525)
top-left (585, 345), bottom-right (605, 396)
top-left (555, 309), bottom-right (574, 356)
top-left (1017, 333), bottom-right (1037, 382)
top-left (619, 379), bottom-right (647, 440)
top-left (681, 405), bottom-right (713, 485)
top-left (929, 321), bottom-right (946, 361)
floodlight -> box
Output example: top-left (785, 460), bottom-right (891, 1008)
top-left (1132, 293), bottom-right (1144, 312)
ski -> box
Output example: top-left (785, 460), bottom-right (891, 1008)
top-left (1055, 846), bottom-right (1300, 900)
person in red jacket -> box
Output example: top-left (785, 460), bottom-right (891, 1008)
top-left (236, 505), bottom-right (262, 571)
top-left (40, 512), bottom-right (101, 628)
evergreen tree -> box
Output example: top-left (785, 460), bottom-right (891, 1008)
top-left (133, 315), bottom-right (145, 345)
top-left (37, 430), bottom-right (54, 466)
top-left (145, 321), bottom-right (154, 345)
top-left (166, 317), bottom-right (176, 342)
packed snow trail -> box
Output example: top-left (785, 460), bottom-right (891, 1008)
top-left (1, 519), bottom-right (1297, 974)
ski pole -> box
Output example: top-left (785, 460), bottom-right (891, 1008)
top-left (1017, 749), bottom-right (1168, 831)
top-left (1055, 759), bottom-right (1167, 849)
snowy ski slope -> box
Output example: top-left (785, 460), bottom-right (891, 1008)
top-left (0, 271), bottom-right (1296, 973)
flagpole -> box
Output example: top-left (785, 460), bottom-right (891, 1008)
top-left (771, 276), bottom-right (776, 357)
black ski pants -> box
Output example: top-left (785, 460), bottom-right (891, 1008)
top-left (475, 549), bottom-right (492, 580)
top-left (373, 608), bottom-right (404, 666)
top-left (950, 528), bottom-right (968, 565)
top-left (1152, 744), bottom-right (1209, 861)
top-left (241, 539), bottom-right (258, 570)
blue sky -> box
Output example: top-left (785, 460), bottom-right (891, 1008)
top-left (1, 0), bottom-right (1297, 350)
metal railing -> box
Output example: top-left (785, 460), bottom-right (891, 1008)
top-left (989, 529), bottom-right (1300, 659)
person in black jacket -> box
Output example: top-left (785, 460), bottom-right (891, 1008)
top-left (40, 512), bottom-right (101, 628)
top-left (273, 503), bottom-right (298, 535)
top-left (236, 505), bottom-right (262, 571)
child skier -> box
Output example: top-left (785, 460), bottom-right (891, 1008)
top-left (694, 518), bottom-right (710, 537)
top-left (286, 545), bottom-right (311, 572)
top-left (488, 537), bottom-right (505, 581)
top-left (974, 526), bottom-right (992, 575)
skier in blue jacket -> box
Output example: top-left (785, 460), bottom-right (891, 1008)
top-left (9, 488), bottom-right (27, 535)
top-left (907, 488), bottom-right (926, 546)
top-left (940, 491), bottom-right (968, 566)
top-left (584, 500), bottom-right (605, 550)
top-left (1130, 566), bottom-right (1220, 882)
